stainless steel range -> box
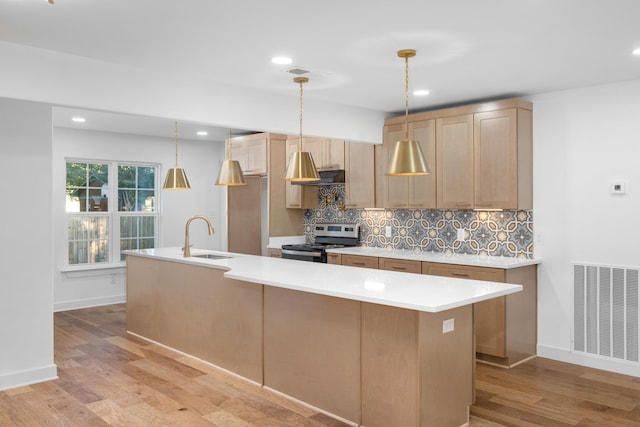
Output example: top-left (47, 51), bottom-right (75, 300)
top-left (281, 223), bottom-right (359, 263)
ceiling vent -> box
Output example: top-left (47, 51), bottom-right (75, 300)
top-left (284, 67), bottom-right (310, 75)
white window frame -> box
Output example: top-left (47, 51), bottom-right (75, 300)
top-left (64, 159), bottom-right (161, 271)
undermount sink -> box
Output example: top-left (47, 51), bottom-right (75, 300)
top-left (192, 254), bottom-right (231, 260)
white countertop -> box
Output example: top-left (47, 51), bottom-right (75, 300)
top-left (125, 247), bottom-right (522, 313)
top-left (327, 246), bottom-right (540, 269)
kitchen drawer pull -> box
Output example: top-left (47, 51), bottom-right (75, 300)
top-left (352, 261), bottom-right (366, 266)
top-left (451, 272), bottom-right (470, 277)
top-left (455, 203), bottom-right (472, 207)
top-left (391, 266), bottom-right (407, 271)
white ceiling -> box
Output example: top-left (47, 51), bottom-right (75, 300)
top-left (2, 0), bottom-right (640, 140)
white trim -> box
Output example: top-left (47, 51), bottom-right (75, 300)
top-left (54, 294), bottom-right (126, 312)
top-left (0, 364), bottom-right (58, 392)
top-left (538, 344), bottom-right (640, 378)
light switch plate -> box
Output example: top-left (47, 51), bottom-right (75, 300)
top-left (611, 181), bottom-right (627, 195)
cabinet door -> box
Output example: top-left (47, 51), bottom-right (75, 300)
top-left (381, 123), bottom-right (409, 208)
top-left (231, 139), bottom-right (247, 172)
top-left (408, 120), bottom-right (436, 208)
top-left (325, 139), bottom-right (345, 170)
top-left (267, 248), bottom-right (282, 258)
top-left (301, 137), bottom-right (324, 169)
top-left (345, 142), bottom-right (375, 208)
top-left (342, 255), bottom-right (379, 269)
top-left (379, 258), bottom-right (421, 274)
top-left (285, 139), bottom-right (302, 208)
top-left (474, 109), bottom-right (518, 209)
top-left (436, 115), bottom-right (474, 209)
top-left (245, 136), bottom-right (268, 175)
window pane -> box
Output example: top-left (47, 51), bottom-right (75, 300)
top-left (68, 216), bottom-right (109, 264)
top-left (119, 190), bottom-right (136, 211)
top-left (139, 216), bottom-right (155, 237)
top-left (118, 165), bottom-right (136, 189)
top-left (66, 162), bottom-right (108, 212)
top-left (120, 216), bottom-right (136, 238)
top-left (138, 190), bottom-right (155, 211)
top-left (138, 167), bottom-right (155, 189)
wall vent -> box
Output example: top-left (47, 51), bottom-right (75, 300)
top-left (573, 264), bottom-right (639, 363)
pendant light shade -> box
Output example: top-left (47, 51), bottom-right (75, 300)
top-left (386, 49), bottom-right (430, 176)
top-left (285, 76), bottom-right (320, 182)
top-left (215, 129), bottom-right (247, 186)
top-left (163, 121), bottom-right (191, 190)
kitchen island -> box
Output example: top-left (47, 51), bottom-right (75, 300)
top-left (125, 247), bottom-right (522, 427)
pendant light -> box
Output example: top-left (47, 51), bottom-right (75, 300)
top-left (386, 49), bottom-right (430, 176)
top-left (285, 76), bottom-right (320, 182)
top-left (215, 129), bottom-right (247, 186)
top-left (163, 121), bottom-right (191, 190)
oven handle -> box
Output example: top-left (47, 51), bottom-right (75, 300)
top-left (282, 249), bottom-right (323, 257)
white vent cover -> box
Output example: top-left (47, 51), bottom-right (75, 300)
top-left (574, 264), bottom-right (639, 363)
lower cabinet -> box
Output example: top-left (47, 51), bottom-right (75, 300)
top-left (422, 262), bottom-right (537, 367)
top-left (267, 248), bottom-right (282, 258)
top-left (331, 252), bottom-right (538, 367)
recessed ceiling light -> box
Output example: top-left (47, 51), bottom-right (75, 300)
top-left (413, 89), bottom-right (430, 96)
top-left (272, 56), bottom-right (293, 65)
top-left (633, 48), bottom-right (640, 55)
top-left (72, 117), bottom-right (86, 123)
top-left (196, 131), bottom-right (208, 136)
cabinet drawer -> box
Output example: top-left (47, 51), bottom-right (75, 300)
top-left (267, 248), bottom-right (282, 258)
top-left (327, 253), bottom-right (342, 265)
top-left (342, 255), bottom-right (378, 269)
top-left (422, 262), bottom-right (505, 282)
top-left (379, 258), bottom-right (421, 274)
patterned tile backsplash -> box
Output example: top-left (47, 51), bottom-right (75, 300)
top-left (303, 185), bottom-right (534, 259)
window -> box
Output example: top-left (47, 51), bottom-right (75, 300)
top-left (65, 160), bottom-right (159, 267)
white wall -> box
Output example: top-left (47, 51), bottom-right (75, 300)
top-left (0, 98), bottom-right (57, 390)
top-left (52, 127), bottom-right (226, 311)
top-left (0, 41), bottom-right (385, 145)
top-left (530, 79), bottom-right (640, 376)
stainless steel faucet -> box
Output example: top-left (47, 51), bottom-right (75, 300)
top-left (183, 215), bottom-right (214, 257)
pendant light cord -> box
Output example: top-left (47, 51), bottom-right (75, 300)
top-left (404, 55), bottom-right (410, 141)
top-left (174, 121), bottom-right (179, 167)
top-left (299, 78), bottom-right (304, 151)
top-left (227, 129), bottom-right (232, 161)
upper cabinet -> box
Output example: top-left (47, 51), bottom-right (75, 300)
top-left (345, 142), bottom-right (375, 208)
top-left (231, 134), bottom-right (268, 176)
top-left (302, 137), bottom-right (345, 171)
top-left (379, 99), bottom-right (533, 210)
top-left (377, 119), bottom-right (436, 209)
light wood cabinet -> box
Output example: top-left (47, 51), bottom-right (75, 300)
top-left (344, 142), bottom-right (375, 208)
top-left (285, 138), bottom-right (319, 209)
top-left (436, 114), bottom-right (474, 209)
top-left (302, 137), bottom-right (345, 171)
top-left (231, 134), bottom-right (268, 176)
top-left (267, 248), bottom-right (282, 258)
top-left (378, 120), bottom-right (436, 209)
top-left (474, 108), bottom-right (532, 210)
top-left (380, 98), bottom-right (533, 210)
top-left (342, 254), bottom-right (379, 269)
top-left (422, 261), bottom-right (537, 367)
top-left (327, 253), bottom-right (342, 265)
top-left (379, 257), bottom-right (421, 274)
top-left (228, 133), bottom-right (304, 256)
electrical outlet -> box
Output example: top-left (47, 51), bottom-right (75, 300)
top-left (385, 226), bottom-right (392, 237)
top-left (456, 228), bottom-right (465, 241)
top-left (442, 318), bottom-right (455, 334)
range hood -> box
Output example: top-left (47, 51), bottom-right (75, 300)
top-left (292, 169), bottom-right (345, 186)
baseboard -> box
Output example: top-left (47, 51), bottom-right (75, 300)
top-left (538, 344), bottom-right (640, 378)
top-left (0, 364), bottom-right (58, 392)
top-left (54, 295), bottom-right (126, 312)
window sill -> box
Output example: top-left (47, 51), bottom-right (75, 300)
top-left (61, 263), bottom-right (126, 278)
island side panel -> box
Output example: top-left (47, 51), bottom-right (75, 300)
top-left (126, 256), bottom-right (160, 340)
top-left (126, 257), bottom-right (263, 383)
top-left (418, 305), bottom-right (473, 427)
top-left (263, 287), bottom-right (361, 424)
top-left (361, 303), bottom-right (419, 427)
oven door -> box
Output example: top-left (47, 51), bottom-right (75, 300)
top-left (281, 249), bottom-right (326, 263)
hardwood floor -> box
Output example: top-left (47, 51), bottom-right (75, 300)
top-left (1, 304), bottom-right (639, 426)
